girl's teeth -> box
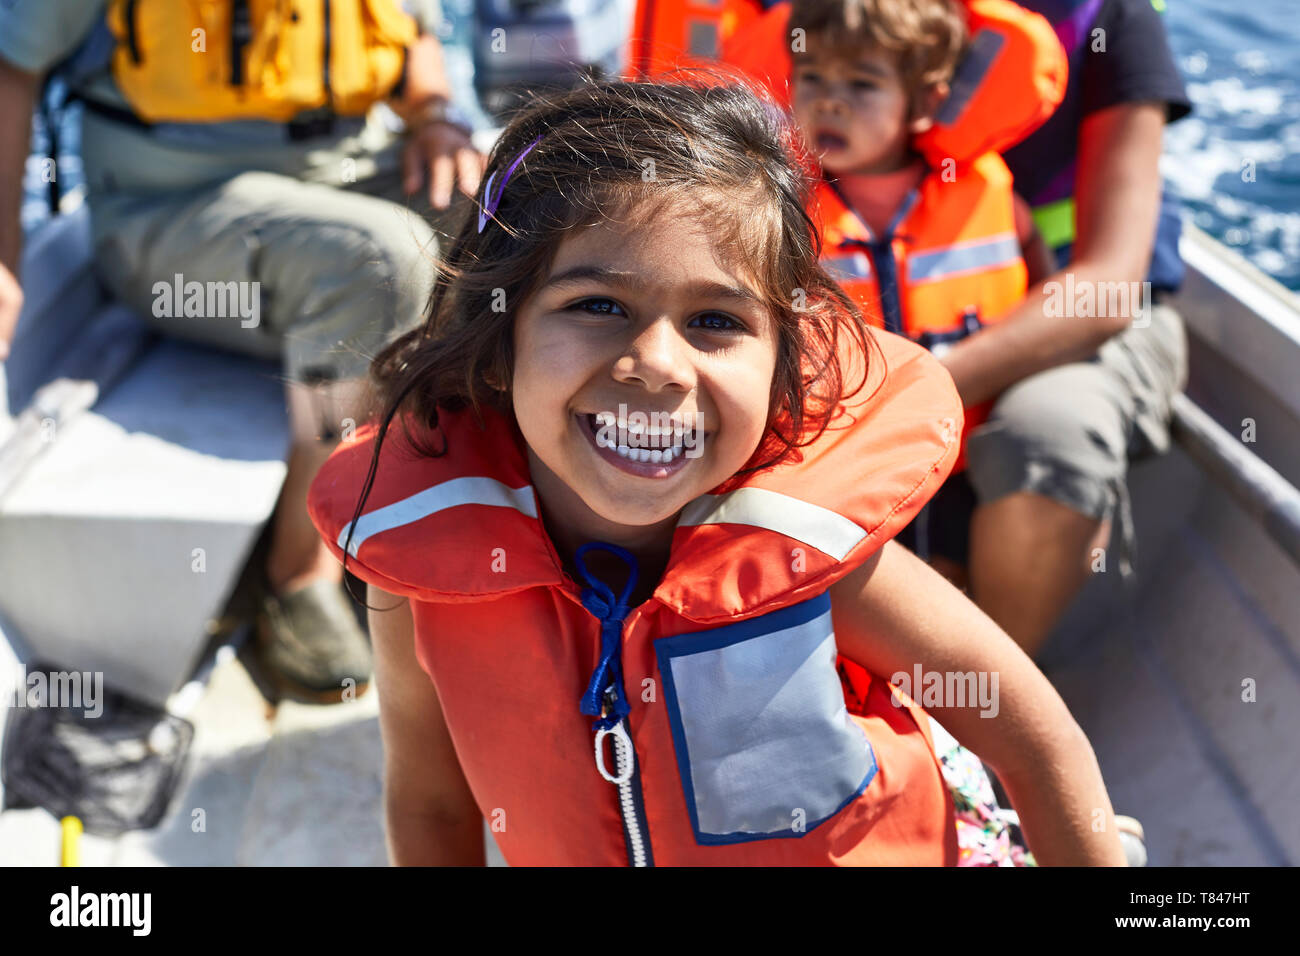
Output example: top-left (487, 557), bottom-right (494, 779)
top-left (595, 416), bottom-right (693, 466)
top-left (610, 442), bottom-right (683, 464)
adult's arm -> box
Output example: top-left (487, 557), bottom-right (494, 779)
top-left (0, 57), bottom-right (38, 359)
top-left (369, 582), bottom-right (486, 865)
top-left (938, 101), bottom-right (1167, 407)
top-left (0, 0), bottom-right (130, 358)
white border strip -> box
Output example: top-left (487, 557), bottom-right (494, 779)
top-left (338, 476), bottom-right (537, 557)
top-left (678, 487), bottom-right (867, 560)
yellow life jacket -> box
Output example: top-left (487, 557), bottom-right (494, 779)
top-left (105, 0), bottom-right (418, 124)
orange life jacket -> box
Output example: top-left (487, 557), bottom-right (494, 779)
top-left (810, 153), bottom-right (1027, 465)
top-left (714, 0), bottom-right (1061, 466)
top-left (717, 0), bottom-right (1068, 167)
top-left (309, 329), bottom-right (965, 865)
top-left (624, 0), bottom-right (762, 80)
top-left (813, 156), bottom-right (1026, 344)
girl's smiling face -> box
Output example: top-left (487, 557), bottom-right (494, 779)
top-left (511, 203), bottom-right (779, 552)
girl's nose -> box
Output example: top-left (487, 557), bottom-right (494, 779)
top-left (611, 318), bottom-right (695, 393)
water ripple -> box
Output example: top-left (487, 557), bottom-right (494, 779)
top-left (1166, 0), bottom-right (1300, 289)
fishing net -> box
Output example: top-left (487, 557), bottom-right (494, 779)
top-left (2, 664), bottom-right (194, 835)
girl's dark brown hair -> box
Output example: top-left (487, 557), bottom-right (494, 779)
top-left (343, 73), bottom-right (879, 594)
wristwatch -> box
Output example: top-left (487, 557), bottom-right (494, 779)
top-left (409, 96), bottom-right (475, 138)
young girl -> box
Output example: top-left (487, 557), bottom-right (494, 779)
top-left (307, 77), bottom-right (1127, 866)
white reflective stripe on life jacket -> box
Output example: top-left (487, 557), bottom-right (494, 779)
top-left (338, 475), bottom-right (537, 557)
top-left (824, 250), bottom-right (874, 282)
top-left (678, 486), bottom-right (868, 561)
top-left (338, 473), bottom-right (868, 565)
top-left (907, 232), bottom-right (1021, 284)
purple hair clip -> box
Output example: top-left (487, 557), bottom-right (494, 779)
top-left (477, 134), bottom-right (543, 234)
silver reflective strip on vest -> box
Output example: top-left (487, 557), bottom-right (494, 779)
top-left (687, 20), bottom-right (719, 57)
top-left (659, 595), bottom-right (876, 839)
top-left (907, 232), bottom-right (1021, 284)
top-left (678, 487), bottom-right (867, 560)
top-left (823, 251), bottom-right (873, 281)
top-left (338, 476), bottom-right (537, 557)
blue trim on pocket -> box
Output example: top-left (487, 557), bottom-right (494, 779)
top-left (656, 590), bottom-right (832, 658)
top-left (655, 592), bottom-right (879, 846)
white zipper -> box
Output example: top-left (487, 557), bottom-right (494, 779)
top-left (573, 567), bottom-right (653, 867)
top-left (594, 709), bottom-right (650, 867)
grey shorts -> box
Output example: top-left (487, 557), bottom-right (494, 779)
top-left (964, 301), bottom-right (1189, 573)
top-left (84, 111), bottom-right (455, 383)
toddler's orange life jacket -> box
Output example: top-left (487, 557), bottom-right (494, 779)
top-left (810, 154), bottom-right (1027, 466)
top-left (711, 0), bottom-right (1065, 467)
top-left (309, 330), bottom-right (965, 865)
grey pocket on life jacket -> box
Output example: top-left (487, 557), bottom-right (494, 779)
top-left (655, 591), bottom-right (877, 846)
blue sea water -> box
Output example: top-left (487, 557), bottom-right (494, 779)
top-left (20, 0), bottom-right (1300, 290)
top-left (1163, 0), bottom-right (1300, 290)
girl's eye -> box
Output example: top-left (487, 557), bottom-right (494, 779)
top-left (569, 297), bottom-right (625, 316)
top-left (852, 80), bottom-right (878, 91)
top-left (568, 300), bottom-right (745, 333)
top-left (692, 312), bottom-right (746, 333)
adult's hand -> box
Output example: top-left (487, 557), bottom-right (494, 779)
top-left (401, 113), bottom-right (486, 211)
top-left (393, 30), bottom-right (486, 211)
top-left (0, 260), bottom-right (21, 361)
